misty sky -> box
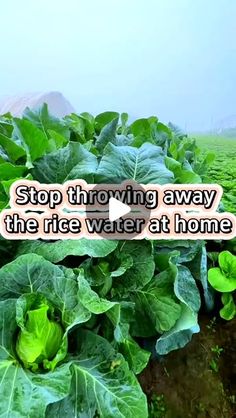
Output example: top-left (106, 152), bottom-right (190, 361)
top-left (1, 0), bottom-right (236, 131)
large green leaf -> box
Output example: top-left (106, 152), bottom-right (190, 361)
top-left (154, 240), bottom-right (204, 272)
top-left (0, 119), bottom-right (13, 137)
top-left (153, 264), bottom-right (201, 354)
top-left (111, 241), bottom-right (155, 295)
top-left (104, 302), bottom-right (150, 374)
top-left (0, 360), bottom-right (71, 418)
top-left (23, 103), bottom-right (70, 139)
top-left (17, 239), bottom-right (118, 263)
top-left (116, 333), bottom-right (150, 375)
top-left (0, 254), bottom-right (90, 329)
top-left (80, 253), bottom-right (133, 290)
top-left (156, 304), bottom-right (200, 355)
top-left (77, 273), bottom-right (117, 314)
top-left (96, 142), bottom-right (174, 184)
top-left (42, 272), bottom-right (90, 329)
top-left (0, 162), bottom-right (27, 180)
top-left (32, 142), bottom-right (98, 183)
top-left (0, 150), bottom-right (8, 164)
top-left (13, 118), bottom-right (48, 166)
top-left (185, 246), bottom-right (214, 311)
top-left (165, 156), bottom-right (202, 183)
top-left (46, 331), bottom-right (148, 418)
top-left (0, 299), bottom-right (17, 359)
top-left (154, 239), bottom-right (204, 263)
top-left (130, 118), bottom-right (153, 139)
top-left (0, 132), bottom-right (26, 162)
top-left (174, 265), bottom-right (201, 312)
top-left (130, 117), bottom-right (171, 148)
top-left (64, 113), bottom-right (95, 142)
top-left (95, 111), bottom-right (120, 132)
top-left (113, 320), bottom-right (150, 374)
top-left (95, 117), bottom-right (119, 152)
top-left (131, 270), bottom-right (181, 337)
top-left (46, 129), bottom-right (68, 151)
top-left (0, 254), bottom-right (63, 300)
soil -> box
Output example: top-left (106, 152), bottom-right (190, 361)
top-left (139, 315), bottom-right (236, 418)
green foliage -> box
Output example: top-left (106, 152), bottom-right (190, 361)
top-left (0, 105), bottom-right (234, 417)
top-left (0, 253), bottom-right (148, 417)
top-left (220, 293), bottom-right (236, 320)
top-left (208, 251), bottom-right (236, 320)
top-left (195, 134), bottom-right (236, 214)
top-left (16, 295), bottom-right (64, 371)
top-left (209, 345), bottom-right (223, 373)
top-left (148, 394), bottom-right (166, 418)
top-left (0, 105), bottom-right (214, 210)
top-left (208, 251), bottom-right (236, 293)
top-left (211, 344), bottom-right (223, 357)
top-left (96, 142), bottom-right (174, 184)
top-left (0, 238), bottom-right (208, 417)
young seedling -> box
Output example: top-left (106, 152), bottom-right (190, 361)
top-left (149, 394), bottom-right (166, 418)
top-left (209, 345), bottom-right (223, 372)
top-left (206, 317), bottom-right (217, 333)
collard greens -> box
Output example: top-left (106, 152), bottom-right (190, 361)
top-left (0, 106), bottom-right (233, 418)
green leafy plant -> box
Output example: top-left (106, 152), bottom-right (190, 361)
top-left (206, 316), bottom-right (217, 332)
top-left (0, 237), bottom-right (209, 417)
top-left (211, 345), bottom-right (223, 357)
top-left (0, 250), bottom-right (147, 417)
top-left (0, 104), bottom-right (214, 210)
top-left (208, 251), bottom-right (236, 320)
top-left (209, 345), bottom-right (223, 373)
top-left (0, 105), bottom-right (234, 417)
top-left (195, 134), bottom-right (236, 214)
top-left (148, 394), bottom-right (166, 418)
top-left (16, 296), bottom-right (64, 371)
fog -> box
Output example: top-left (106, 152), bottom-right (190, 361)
top-left (1, 0), bottom-right (236, 131)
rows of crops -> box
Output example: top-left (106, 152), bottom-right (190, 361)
top-left (0, 107), bottom-right (235, 417)
top-left (195, 135), bottom-right (236, 214)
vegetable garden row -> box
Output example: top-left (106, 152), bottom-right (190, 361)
top-left (0, 106), bottom-right (235, 417)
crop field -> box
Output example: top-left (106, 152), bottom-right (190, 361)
top-left (195, 134), bottom-right (236, 214)
top-left (0, 108), bottom-right (235, 418)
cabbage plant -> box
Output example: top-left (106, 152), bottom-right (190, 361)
top-left (0, 106), bottom-right (234, 417)
top-left (16, 297), bottom-right (64, 371)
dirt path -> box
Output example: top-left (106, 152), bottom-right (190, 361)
top-left (140, 316), bottom-right (236, 418)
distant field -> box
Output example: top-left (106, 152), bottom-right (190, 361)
top-left (194, 135), bottom-right (236, 213)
